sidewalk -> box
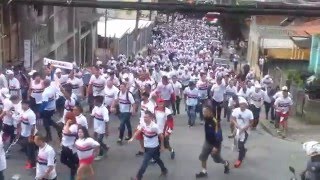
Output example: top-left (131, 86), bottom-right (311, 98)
top-left (260, 115), bottom-right (320, 143)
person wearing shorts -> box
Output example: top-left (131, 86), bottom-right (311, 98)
top-left (196, 105), bottom-right (229, 178)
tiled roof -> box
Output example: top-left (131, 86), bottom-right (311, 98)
top-left (286, 19), bottom-right (320, 36)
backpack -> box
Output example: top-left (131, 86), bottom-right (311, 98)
top-left (116, 91), bottom-right (133, 114)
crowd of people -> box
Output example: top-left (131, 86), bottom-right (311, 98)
top-left (0, 14), bottom-right (295, 180)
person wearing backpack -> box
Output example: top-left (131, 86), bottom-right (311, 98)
top-left (111, 82), bottom-right (137, 145)
top-left (196, 105), bottom-right (230, 178)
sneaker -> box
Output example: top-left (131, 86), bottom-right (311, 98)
top-left (94, 156), bottom-right (103, 161)
top-left (160, 168), bottom-right (168, 176)
top-left (150, 159), bottom-right (156, 164)
top-left (234, 160), bottom-right (242, 168)
top-left (228, 134), bottom-right (235, 138)
top-left (124, 136), bottom-right (131, 141)
top-left (195, 171), bottom-right (208, 178)
top-left (135, 151), bottom-right (144, 156)
top-left (24, 162), bottom-right (33, 169)
top-left (117, 139), bottom-right (123, 145)
top-left (200, 121), bottom-right (204, 125)
top-left (170, 149), bottom-right (175, 160)
top-left (224, 161), bottom-right (230, 174)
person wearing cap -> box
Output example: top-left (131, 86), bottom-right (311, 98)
top-left (0, 88), bottom-right (15, 146)
top-left (301, 141), bottom-right (320, 180)
top-left (248, 83), bottom-right (265, 129)
top-left (183, 81), bottom-right (200, 127)
top-left (273, 85), bottom-right (292, 100)
top-left (231, 97), bottom-right (253, 168)
top-left (260, 74), bottom-right (273, 89)
top-left (16, 100), bottom-right (37, 169)
top-left (273, 86), bottom-right (293, 137)
top-left (7, 69), bottom-right (21, 98)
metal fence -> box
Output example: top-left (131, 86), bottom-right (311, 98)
top-left (117, 22), bottom-right (154, 58)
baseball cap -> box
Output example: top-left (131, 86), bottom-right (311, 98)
top-left (282, 86), bottom-right (288, 91)
top-left (6, 70), bottom-right (14, 75)
top-left (55, 68), bottom-right (62, 73)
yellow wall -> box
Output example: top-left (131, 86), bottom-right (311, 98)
top-left (267, 48), bottom-right (310, 61)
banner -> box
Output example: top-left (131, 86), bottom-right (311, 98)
top-left (43, 58), bottom-right (74, 70)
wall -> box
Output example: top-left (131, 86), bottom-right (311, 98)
top-left (309, 34), bottom-right (320, 74)
top-left (267, 48), bottom-right (310, 60)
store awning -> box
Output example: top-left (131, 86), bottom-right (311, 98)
top-left (290, 36), bottom-right (311, 49)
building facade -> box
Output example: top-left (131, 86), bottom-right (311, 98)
top-left (17, 5), bottom-right (99, 69)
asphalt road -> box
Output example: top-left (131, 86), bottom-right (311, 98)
top-left (5, 107), bottom-right (308, 180)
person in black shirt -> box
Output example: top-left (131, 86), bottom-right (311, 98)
top-left (196, 105), bottom-right (230, 178)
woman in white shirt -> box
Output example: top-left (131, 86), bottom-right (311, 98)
top-left (75, 126), bottom-right (100, 180)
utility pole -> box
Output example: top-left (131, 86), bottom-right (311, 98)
top-left (132, 0), bottom-right (142, 56)
top-left (104, 9), bottom-right (108, 55)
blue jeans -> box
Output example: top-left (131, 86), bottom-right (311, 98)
top-left (187, 105), bottom-right (197, 126)
top-left (94, 133), bottom-right (107, 156)
top-left (119, 112), bottom-right (132, 140)
top-left (137, 146), bottom-right (166, 180)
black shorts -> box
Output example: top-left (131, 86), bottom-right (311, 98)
top-left (249, 104), bottom-right (261, 120)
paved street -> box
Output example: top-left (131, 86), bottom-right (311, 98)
top-left (5, 107), bottom-right (308, 180)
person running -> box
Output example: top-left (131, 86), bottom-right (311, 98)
top-left (60, 112), bottom-right (79, 180)
top-left (196, 105), bottom-right (230, 178)
top-left (135, 92), bottom-right (155, 156)
top-left (210, 76), bottom-right (225, 122)
top-left (248, 83), bottom-right (264, 129)
top-left (34, 134), bottom-right (57, 180)
top-left (0, 132), bottom-right (6, 180)
top-left (73, 105), bottom-right (88, 129)
top-left (231, 97), bottom-right (254, 168)
top-left (75, 126), bottom-right (100, 180)
top-left (129, 110), bottom-right (168, 180)
top-left (0, 88), bottom-right (15, 147)
top-left (91, 96), bottom-right (109, 160)
top-left (16, 100), bottom-right (37, 169)
top-left (154, 98), bottom-right (175, 159)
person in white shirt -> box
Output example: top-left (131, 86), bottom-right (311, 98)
top-left (67, 70), bottom-right (84, 100)
top-left (184, 81), bottom-right (199, 127)
top-left (87, 66), bottom-right (107, 111)
top-left (104, 80), bottom-right (119, 110)
top-left (0, 69), bottom-right (8, 89)
top-left (171, 75), bottom-right (182, 115)
top-left (129, 110), bottom-right (168, 180)
top-left (91, 96), bottom-right (109, 160)
top-left (111, 82), bottom-right (136, 144)
top-left (154, 98), bottom-right (175, 159)
top-left (154, 76), bottom-right (174, 108)
top-left (40, 79), bottom-right (60, 142)
top-left (75, 126), bottom-right (100, 180)
top-left (224, 79), bottom-right (237, 119)
top-left (0, 88), bottom-right (15, 146)
top-left (28, 72), bottom-right (43, 121)
top-left (260, 75), bottom-right (273, 89)
top-left (274, 86), bottom-right (293, 137)
top-left (7, 70), bottom-right (21, 98)
top-left (248, 84), bottom-right (265, 129)
top-left (263, 86), bottom-right (273, 121)
top-left (16, 100), bottom-right (37, 169)
top-left (73, 105), bottom-right (88, 129)
top-left (60, 112), bottom-right (79, 180)
top-left (196, 72), bottom-right (210, 123)
top-left (210, 76), bottom-right (225, 121)
top-left (231, 97), bottom-right (253, 168)
top-left (0, 132), bottom-right (6, 180)
top-left (135, 92), bottom-right (155, 156)
top-left (34, 134), bottom-right (57, 180)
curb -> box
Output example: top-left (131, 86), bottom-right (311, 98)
top-left (259, 120), bottom-right (295, 142)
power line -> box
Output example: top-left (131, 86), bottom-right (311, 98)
top-left (11, 0), bottom-right (320, 16)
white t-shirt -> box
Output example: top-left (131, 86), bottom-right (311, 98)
top-left (232, 108), bottom-right (254, 141)
top-left (211, 82), bottom-right (225, 102)
top-left (196, 79), bottom-right (209, 99)
top-left (137, 121), bottom-right (161, 148)
top-left (61, 124), bottom-right (78, 149)
top-left (20, 108), bottom-right (36, 137)
top-left (76, 114), bottom-right (88, 129)
top-left (91, 105), bottom-right (109, 134)
top-left (61, 97), bottom-right (76, 124)
top-left (171, 81), bottom-right (182, 97)
top-left (183, 87), bottom-right (199, 106)
top-left (54, 74), bottom-right (69, 86)
top-left (140, 100), bottom-right (155, 124)
top-left (75, 137), bottom-right (100, 160)
top-left (2, 98), bottom-right (14, 125)
top-left (42, 86), bottom-right (57, 111)
top-left (89, 75), bottom-right (106, 96)
top-left (273, 91), bottom-right (292, 100)
top-left (0, 135), bottom-right (6, 171)
top-left (8, 78), bottom-right (20, 96)
top-left (36, 144), bottom-right (57, 179)
top-left (155, 82), bottom-right (174, 101)
top-left (104, 86), bottom-right (119, 107)
top-left (30, 80), bottom-right (44, 104)
top-left (116, 91), bottom-right (135, 113)
top-left (154, 107), bottom-right (171, 133)
top-left (68, 77), bottom-right (84, 97)
top-left (249, 90), bottom-right (264, 108)
top-left (274, 96), bottom-right (293, 113)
